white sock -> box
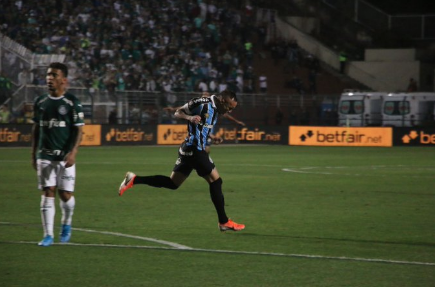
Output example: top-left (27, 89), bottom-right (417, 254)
top-left (60, 196), bottom-right (75, 226)
top-left (40, 196), bottom-right (55, 237)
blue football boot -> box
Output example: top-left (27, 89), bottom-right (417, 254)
top-left (60, 224), bottom-right (71, 243)
top-left (38, 235), bottom-right (54, 247)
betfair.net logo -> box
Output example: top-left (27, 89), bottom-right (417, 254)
top-left (215, 127), bottom-right (281, 141)
top-left (402, 130), bottom-right (435, 144)
top-left (157, 125), bottom-right (187, 144)
top-left (162, 128), bottom-right (186, 141)
top-left (299, 130), bottom-right (371, 143)
top-left (106, 128), bottom-right (154, 142)
top-left (289, 126), bottom-right (392, 147)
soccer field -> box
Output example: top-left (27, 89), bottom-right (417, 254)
top-left (1, 145), bottom-right (434, 286)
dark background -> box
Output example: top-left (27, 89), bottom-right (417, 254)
top-left (365, 0), bottom-right (435, 15)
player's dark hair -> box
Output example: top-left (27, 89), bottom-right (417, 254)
top-left (220, 90), bottom-right (237, 102)
top-left (48, 62), bottom-right (68, 77)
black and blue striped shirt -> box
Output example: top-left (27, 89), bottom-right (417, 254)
top-left (181, 96), bottom-right (219, 151)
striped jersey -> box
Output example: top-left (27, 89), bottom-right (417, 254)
top-left (181, 95), bottom-right (219, 151)
top-left (33, 92), bottom-right (85, 161)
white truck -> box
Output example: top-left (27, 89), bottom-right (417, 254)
top-left (338, 91), bottom-right (386, 126)
top-left (382, 92), bottom-right (435, 127)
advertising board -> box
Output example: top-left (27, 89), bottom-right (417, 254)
top-left (102, 125), bottom-right (155, 145)
top-left (289, 126), bottom-right (393, 147)
top-left (394, 128), bottom-right (435, 146)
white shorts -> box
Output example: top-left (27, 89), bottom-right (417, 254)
top-left (37, 159), bottom-right (76, 192)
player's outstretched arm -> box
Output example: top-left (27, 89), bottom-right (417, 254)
top-left (163, 106), bottom-right (181, 113)
top-left (223, 114), bottom-right (246, 126)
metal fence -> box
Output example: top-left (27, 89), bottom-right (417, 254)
top-left (110, 91), bottom-right (336, 126)
top-left (0, 33), bottom-right (66, 86)
top-left (9, 86), bottom-right (338, 126)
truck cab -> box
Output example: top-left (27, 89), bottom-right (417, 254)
top-left (382, 93), bottom-right (435, 127)
top-left (338, 91), bottom-right (386, 126)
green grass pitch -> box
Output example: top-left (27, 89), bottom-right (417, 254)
top-left (1, 145), bottom-right (434, 286)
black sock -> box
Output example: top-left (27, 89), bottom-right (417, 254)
top-left (133, 175), bottom-right (178, 190)
top-left (209, 178), bottom-right (228, 224)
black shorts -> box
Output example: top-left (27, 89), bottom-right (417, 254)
top-left (173, 144), bottom-right (215, 177)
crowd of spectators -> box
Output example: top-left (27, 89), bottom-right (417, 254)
top-left (1, 0), bottom-right (264, 96)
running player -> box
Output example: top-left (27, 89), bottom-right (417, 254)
top-left (119, 90), bottom-right (245, 232)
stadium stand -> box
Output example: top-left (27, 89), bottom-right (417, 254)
top-left (1, 0), bottom-right (432, 125)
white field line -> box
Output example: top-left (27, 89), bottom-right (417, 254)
top-left (1, 222), bottom-right (435, 267)
top-left (3, 241), bottom-right (435, 267)
top-left (0, 222), bottom-right (192, 250)
top-left (282, 165), bottom-right (435, 176)
top-left (282, 168), bottom-right (333, 175)
top-left (72, 227), bottom-right (192, 250)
